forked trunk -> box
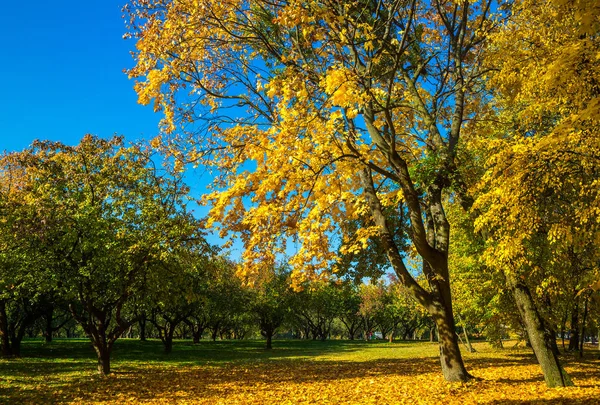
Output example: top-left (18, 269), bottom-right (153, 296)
top-left (358, 168), bottom-right (470, 382)
top-left (508, 274), bottom-right (573, 387)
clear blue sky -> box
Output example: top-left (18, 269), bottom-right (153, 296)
top-left (0, 0), bottom-right (160, 152)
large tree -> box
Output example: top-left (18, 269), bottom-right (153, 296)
top-left (467, 0), bottom-right (600, 387)
top-left (126, 0), bottom-right (499, 381)
top-left (7, 136), bottom-right (200, 375)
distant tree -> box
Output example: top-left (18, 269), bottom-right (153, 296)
top-left (290, 281), bottom-right (343, 341)
top-left (337, 282), bottom-right (363, 340)
top-left (250, 265), bottom-right (292, 349)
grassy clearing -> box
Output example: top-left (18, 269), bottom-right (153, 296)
top-left (1, 339), bottom-right (599, 404)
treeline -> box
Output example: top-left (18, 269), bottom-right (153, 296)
top-left (11, 269), bottom-right (437, 350)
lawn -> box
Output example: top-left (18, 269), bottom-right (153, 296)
top-left (1, 339), bottom-right (599, 404)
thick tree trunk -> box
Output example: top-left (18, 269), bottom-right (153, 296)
top-left (508, 275), bottom-right (573, 387)
top-left (94, 344), bottom-right (111, 376)
top-left (193, 328), bottom-right (202, 344)
top-left (164, 332), bottom-right (174, 354)
top-left (9, 333), bottom-right (23, 357)
top-left (548, 327), bottom-right (560, 356)
top-left (431, 303), bottom-right (471, 382)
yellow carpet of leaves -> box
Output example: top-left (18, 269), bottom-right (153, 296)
top-left (3, 341), bottom-right (599, 404)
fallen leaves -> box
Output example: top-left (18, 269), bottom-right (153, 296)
top-left (1, 341), bottom-right (599, 404)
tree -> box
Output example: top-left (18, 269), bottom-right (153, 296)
top-left (250, 264), bottom-right (291, 349)
top-left (203, 258), bottom-right (250, 341)
top-left (377, 279), bottom-right (423, 342)
top-left (289, 280), bottom-right (343, 341)
top-left (148, 254), bottom-right (207, 354)
top-left (126, 0), bottom-right (501, 382)
top-left (337, 281), bottom-right (363, 340)
top-left (469, 0), bottom-right (600, 387)
top-left (0, 151), bottom-right (57, 356)
top-left (358, 282), bottom-right (384, 341)
top-left (8, 136), bottom-right (199, 375)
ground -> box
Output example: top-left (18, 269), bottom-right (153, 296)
top-left (1, 339), bottom-right (599, 404)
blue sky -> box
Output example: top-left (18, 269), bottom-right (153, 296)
top-left (0, 1), bottom-right (241, 251)
top-left (0, 1), bottom-right (160, 152)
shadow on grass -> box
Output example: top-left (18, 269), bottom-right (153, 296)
top-left (1, 356), bottom-right (442, 404)
top-left (2, 339), bottom-right (599, 404)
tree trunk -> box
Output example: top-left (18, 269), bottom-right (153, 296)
top-left (44, 307), bottom-right (54, 343)
top-left (579, 293), bottom-right (589, 358)
top-left (0, 301), bottom-right (11, 357)
top-left (193, 328), bottom-right (202, 344)
top-left (431, 303), bottom-right (471, 382)
top-left (94, 344), bottom-right (111, 376)
top-left (548, 327), bottom-right (560, 356)
top-left (457, 314), bottom-right (475, 353)
top-left (139, 314), bottom-right (147, 341)
top-left (164, 332), bottom-right (174, 354)
top-left (9, 332), bottom-right (23, 357)
top-left (508, 274), bottom-right (573, 387)
top-left (569, 298), bottom-right (579, 351)
top-left (266, 331), bottom-right (273, 350)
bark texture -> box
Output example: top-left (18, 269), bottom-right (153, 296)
top-left (507, 273), bottom-right (573, 387)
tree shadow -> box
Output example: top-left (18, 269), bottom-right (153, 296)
top-left (3, 340), bottom-right (599, 404)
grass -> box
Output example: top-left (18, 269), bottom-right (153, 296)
top-left (1, 338), bottom-right (599, 404)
